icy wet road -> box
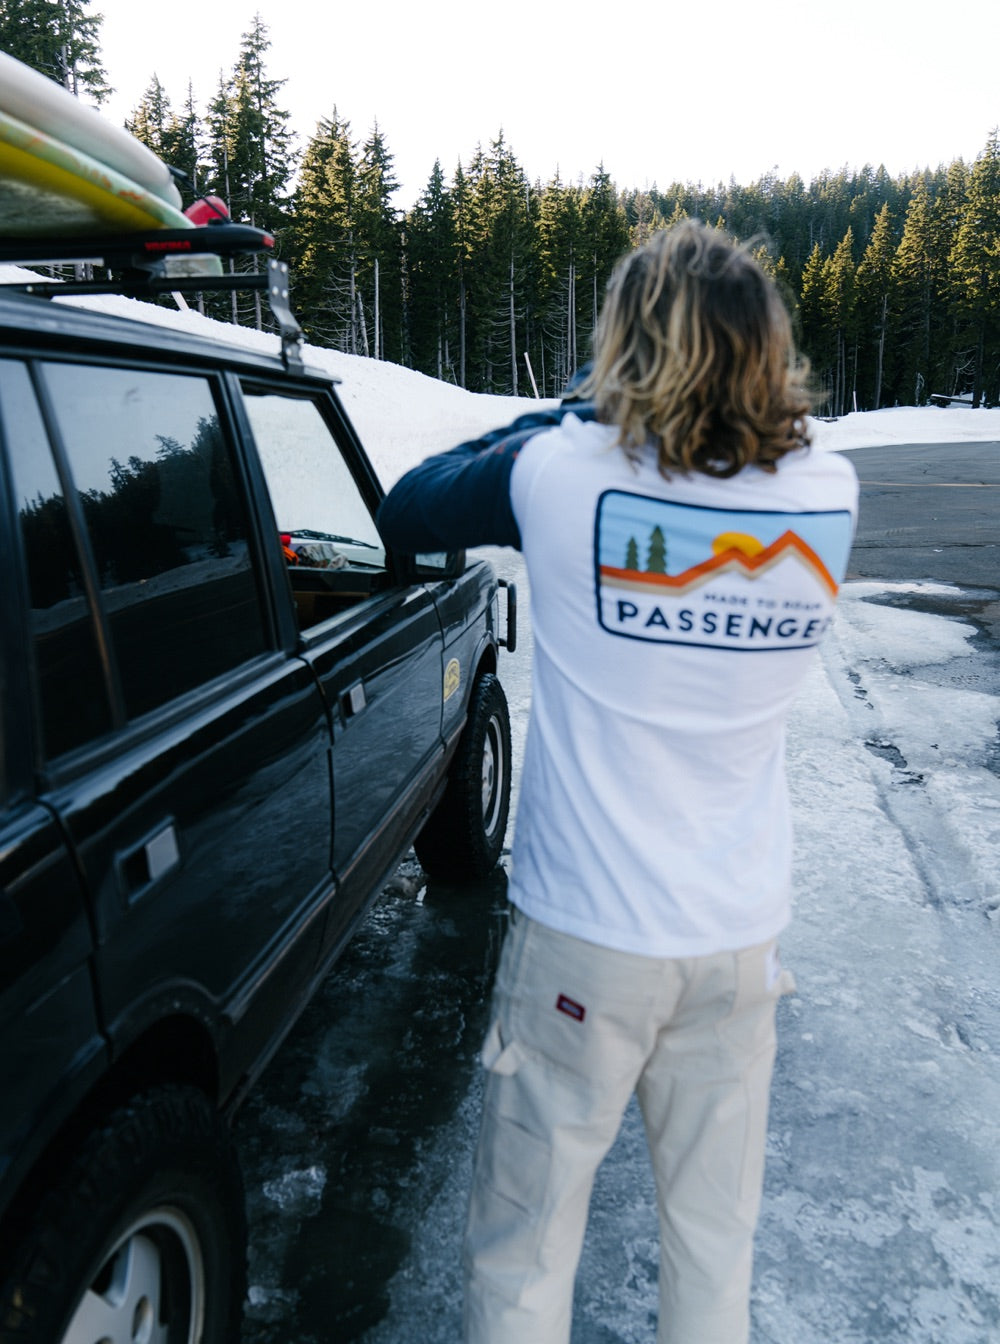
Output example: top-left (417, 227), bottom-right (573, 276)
top-left (236, 453), bottom-right (1000, 1343)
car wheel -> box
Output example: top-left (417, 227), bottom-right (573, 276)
top-left (415, 672), bottom-right (512, 880)
top-left (0, 1085), bottom-right (246, 1344)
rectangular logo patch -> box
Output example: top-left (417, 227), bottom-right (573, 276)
top-left (594, 491), bottom-right (854, 652)
top-left (556, 993), bottom-right (586, 1023)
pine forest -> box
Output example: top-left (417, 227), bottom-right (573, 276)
top-left (3, 3), bottom-right (999, 411)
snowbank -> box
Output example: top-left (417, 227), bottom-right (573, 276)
top-left (3, 268), bottom-right (997, 481)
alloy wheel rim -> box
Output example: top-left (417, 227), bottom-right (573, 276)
top-left (62, 1207), bottom-right (205, 1344)
top-left (481, 713), bottom-right (505, 838)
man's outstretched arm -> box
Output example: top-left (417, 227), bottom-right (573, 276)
top-left (377, 395), bottom-right (595, 554)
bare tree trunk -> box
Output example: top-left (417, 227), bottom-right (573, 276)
top-left (874, 293), bottom-right (887, 410)
top-left (356, 290), bottom-right (370, 358)
top-left (509, 255), bottom-right (518, 395)
top-left (568, 261), bottom-right (577, 377)
top-left (349, 256), bottom-right (357, 354)
top-left (251, 249), bottom-right (262, 331)
top-left (459, 275), bottom-right (466, 389)
top-left (374, 258), bottom-right (380, 360)
top-left (972, 327), bottom-right (984, 408)
top-left (220, 147), bottom-right (238, 325)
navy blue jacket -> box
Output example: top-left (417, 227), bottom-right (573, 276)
top-left (377, 381), bottom-right (597, 554)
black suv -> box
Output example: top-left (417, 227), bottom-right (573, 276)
top-left (0, 228), bottom-right (514, 1342)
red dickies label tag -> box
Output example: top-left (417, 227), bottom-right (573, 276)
top-left (556, 993), bottom-right (586, 1023)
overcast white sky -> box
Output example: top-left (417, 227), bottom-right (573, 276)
top-left (94, 0), bottom-right (999, 211)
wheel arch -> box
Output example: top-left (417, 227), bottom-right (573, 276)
top-left (0, 1012), bottom-right (220, 1270)
top-left (473, 638), bottom-right (498, 683)
top-left (0, 1081), bottom-right (245, 1344)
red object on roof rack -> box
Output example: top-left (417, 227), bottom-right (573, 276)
top-left (184, 195), bottom-right (232, 227)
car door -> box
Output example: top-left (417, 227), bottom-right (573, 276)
top-left (239, 385), bottom-right (445, 951)
top-left (0, 496), bottom-right (108, 1221)
top-left (0, 355), bottom-right (336, 1098)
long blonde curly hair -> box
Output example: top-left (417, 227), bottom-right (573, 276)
top-left (583, 220), bottom-right (812, 478)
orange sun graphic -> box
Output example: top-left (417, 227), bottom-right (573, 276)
top-left (711, 531), bottom-right (765, 558)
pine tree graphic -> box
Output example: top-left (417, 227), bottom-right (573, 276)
top-left (646, 525), bottom-right (667, 574)
top-left (625, 536), bottom-right (639, 570)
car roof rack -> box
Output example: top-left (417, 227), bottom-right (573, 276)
top-left (0, 222), bottom-right (305, 371)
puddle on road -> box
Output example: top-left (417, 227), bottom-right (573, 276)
top-left (853, 585), bottom-right (1000, 778)
top-left (237, 858), bottom-right (510, 1343)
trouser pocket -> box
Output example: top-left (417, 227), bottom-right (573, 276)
top-left (465, 1018), bottom-right (552, 1303)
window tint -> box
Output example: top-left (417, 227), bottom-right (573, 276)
top-left (0, 360), bottom-right (112, 757)
top-left (41, 362), bottom-right (269, 721)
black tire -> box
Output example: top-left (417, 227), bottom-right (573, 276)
top-left (0, 1085), bottom-right (246, 1344)
top-left (415, 672), bottom-right (512, 880)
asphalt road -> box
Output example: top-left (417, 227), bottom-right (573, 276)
top-left (846, 439), bottom-right (1000, 644)
top-left (235, 438), bottom-right (1000, 1343)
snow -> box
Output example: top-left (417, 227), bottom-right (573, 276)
top-left (810, 405), bottom-right (1000, 452)
top-left (8, 265), bottom-right (999, 477)
top-left (6, 277), bottom-right (998, 1339)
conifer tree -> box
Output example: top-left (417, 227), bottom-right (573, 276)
top-left (949, 131), bottom-right (1000, 406)
top-left (772, 171), bottom-right (810, 280)
top-left (124, 76), bottom-right (201, 204)
top-left (224, 16), bottom-right (295, 230)
top-left (855, 203), bottom-right (896, 408)
top-left (891, 179), bottom-right (937, 404)
top-left (750, 243), bottom-right (778, 278)
top-left (463, 133), bottom-right (533, 394)
top-left (797, 242), bottom-right (833, 410)
top-left (406, 162), bottom-right (457, 380)
top-left (932, 157), bottom-right (970, 397)
top-left (580, 165), bottom-right (630, 332)
top-left (810, 169), bottom-right (854, 257)
top-left (203, 17), bottom-right (295, 327)
top-left (289, 112), bottom-right (358, 348)
top-left (646, 526), bottom-right (667, 574)
top-left (624, 189), bottom-right (666, 246)
top-left (355, 123), bottom-right (402, 362)
top-left (824, 229), bottom-right (857, 416)
top-left (126, 76), bottom-right (173, 155)
top-left (536, 175), bottom-right (585, 395)
top-left (0, 0), bottom-right (110, 101)
top-left (161, 83), bottom-right (204, 202)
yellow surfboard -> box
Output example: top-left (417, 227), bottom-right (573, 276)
top-left (0, 51), bottom-right (192, 238)
top-left (0, 52), bottom-right (182, 203)
top-left (0, 106), bottom-right (192, 236)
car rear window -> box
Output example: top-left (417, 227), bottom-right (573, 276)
top-left (39, 361), bottom-right (271, 723)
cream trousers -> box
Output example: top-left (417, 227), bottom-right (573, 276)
top-left (463, 909), bottom-right (793, 1344)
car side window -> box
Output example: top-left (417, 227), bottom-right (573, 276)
top-left (1, 359), bottom-right (113, 757)
top-left (242, 389), bottom-right (388, 629)
top-left (39, 362), bottom-right (270, 724)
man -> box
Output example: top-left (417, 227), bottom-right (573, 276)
top-left (378, 220), bottom-right (859, 1344)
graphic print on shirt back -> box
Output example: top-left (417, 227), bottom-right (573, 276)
top-left (594, 491), bottom-right (855, 651)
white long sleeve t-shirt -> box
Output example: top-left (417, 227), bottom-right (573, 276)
top-left (507, 414), bottom-right (859, 957)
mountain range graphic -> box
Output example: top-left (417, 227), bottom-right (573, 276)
top-left (601, 529), bottom-right (839, 599)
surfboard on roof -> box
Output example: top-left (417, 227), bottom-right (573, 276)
top-left (0, 50), bottom-right (189, 236)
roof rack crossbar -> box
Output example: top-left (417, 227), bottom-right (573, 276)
top-left (6, 273), bottom-right (269, 298)
top-left (0, 224), bottom-right (305, 371)
top-left (0, 222), bottom-right (276, 267)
